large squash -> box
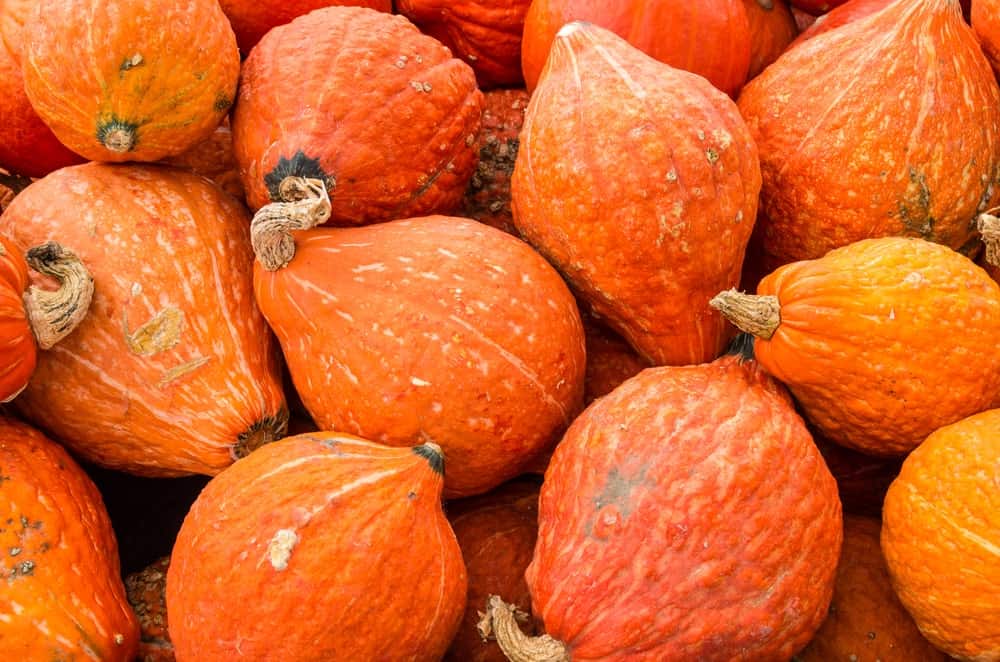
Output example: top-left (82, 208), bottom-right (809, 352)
top-left (166, 433), bottom-right (467, 660)
top-left (0, 163), bottom-right (287, 477)
top-left (250, 179), bottom-right (585, 497)
top-left (231, 7), bottom-right (483, 225)
top-left (0, 416), bottom-right (139, 660)
top-left (512, 22), bottom-right (761, 366)
top-left (21, 0), bottom-right (239, 162)
top-left (712, 236), bottom-right (1000, 456)
top-left (481, 352), bottom-right (842, 661)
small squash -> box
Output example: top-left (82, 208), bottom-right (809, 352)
top-left (512, 22), bottom-right (761, 366)
top-left (232, 7), bottom-right (484, 224)
top-left (166, 433), bottom-right (467, 660)
top-left (125, 556), bottom-right (174, 662)
top-left (881, 409), bottom-right (1000, 662)
top-left (0, 416), bottom-right (139, 660)
top-left (712, 236), bottom-right (1000, 456)
top-left (743, 0), bottom-right (799, 79)
top-left (0, 163), bottom-right (288, 477)
top-left (22, 0), bottom-right (240, 161)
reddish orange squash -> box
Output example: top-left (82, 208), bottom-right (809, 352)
top-left (513, 23), bottom-right (761, 366)
top-left (743, 0), bottom-right (799, 79)
top-left (163, 120), bottom-right (244, 202)
top-left (582, 314), bottom-right (650, 405)
top-left (232, 7), bottom-right (484, 224)
top-left (796, 515), bottom-right (949, 662)
top-left (973, 0), bottom-right (1000, 77)
top-left (882, 409), bottom-right (1000, 661)
top-left (739, 0), bottom-right (1000, 271)
top-left (481, 352), bottom-right (842, 660)
top-left (0, 416), bottom-right (139, 660)
top-left (791, 0), bottom-right (892, 45)
top-left (251, 181), bottom-right (585, 497)
top-left (125, 556), bottom-right (174, 662)
top-left (521, 0), bottom-right (753, 96)
top-left (791, 0), bottom-right (849, 13)
top-left (813, 432), bottom-right (902, 518)
top-left (22, 0), bottom-right (239, 162)
top-left (166, 433), bottom-right (467, 660)
top-left (1, 163), bottom-right (287, 477)
top-left (712, 237), bottom-right (1000, 456)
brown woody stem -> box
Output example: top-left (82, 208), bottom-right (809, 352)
top-left (23, 241), bottom-right (94, 349)
top-left (251, 177), bottom-right (331, 271)
top-left (478, 595), bottom-right (569, 662)
top-left (709, 289), bottom-right (781, 340)
top-left (977, 212), bottom-right (1000, 266)
top-left (233, 408), bottom-right (290, 460)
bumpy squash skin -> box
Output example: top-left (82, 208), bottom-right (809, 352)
top-left (253, 216), bottom-right (586, 498)
top-left (0, 416), bottom-right (139, 660)
top-left (125, 556), bottom-right (175, 662)
top-left (166, 433), bottom-right (467, 661)
top-left (0, 236), bottom-right (34, 402)
top-left (753, 237), bottom-right (1000, 455)
top-left (527, 354), bottom-right (842, 660)
top-left (232, 7), bottom-right (484, 224)
top-left (513, 23), bottom-right (761, 366)
top-left (739, 0), bottom-right (1000, 270)
top-left (582, 314), bottom-right (650, 405)
top-left (163, 121), bottom-right (245, 203)
top-left (22, 0), bottom-right (239, 162)
top-left (795, 515), bottom-right (949, 662)
top-left (882, 409), bottom-right (1000, 662)
top-left (0, 163), bottom-right (287, 477)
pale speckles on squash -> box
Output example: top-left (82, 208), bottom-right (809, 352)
top-left (122, 306), bottom-right (184, 356)
top-left (265, 528), bottom-right (299, 571)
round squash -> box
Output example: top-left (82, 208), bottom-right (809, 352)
top-left (482, 352), bottom-right (842, 661)
top-left (125, 556), bottom-right (174, 662)
top-left (0, 416), bottom-right (139, 660)
top-left (250, 180), bottom-right (586, 498)
top-left (0, 163), bottom-right (288, 477)
top-left (166, 433), bottom-right (467, 660)
top-left (712, 236), bottom-right (1000, 456)
top-left (512, 22), bottom-right (761, 366)
top-left (582, 314), bottom-right (650, 405)
top-left (21, 0), bottom-right (239, 162)
top-left (163, 120), bottom-right (244, 202)
top-left (232, 7), bottom-right (484, 224)
top-left (791, 0), bottom-right (892, 45)
top-left (882, 409), bottom-right (1000, 662)
top-left (743, 0), bottom-right (799, 79)
top-left (974, 0), bottom-right (1000, 79)
top-left (738, 0), bottom-right (1000, 271)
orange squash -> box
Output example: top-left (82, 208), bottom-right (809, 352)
top-left (481, 352), bottom-right (842, 660)
top-left (882, 408), bottom-right (1000, 661)
top-left (250, 180), bottom-right (585, 497)
top-left (813, 432), bottom-right (902, 518)
top-left (512, 22), bottom-right (761, 366)
top-left (743, 0), bottom-right (799, 79)
top-left (0, 163), bottom-right (287, 477)
top-left (796, 515), bottom-right (949, 662)
top-left (21, 0), bottom-right (239, 162)
top-left (790, 0), bottom-right (892, 45)
top-left (125, 556), bottom-right (174, 662)
top-left (791, 0), bottom-right (848, 13)
top-left (738, 0), bottom-right (1000, 271)
top-left (0, 416), bottom-right (139, 659)
top-left (582, 314), bottom-right (650, 405)
top-left (166, 433), bottom-right (467, 660)
top-left (712, 237), bottom-right (1000, 456)
top-left (976, 0), bottom-right (1000, 86)
top-left (231, 7), bottom-right (484, 224)
top-left (162, 120), bottom-right (244, 202)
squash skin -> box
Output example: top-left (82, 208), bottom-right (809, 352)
top-left (21, 0), bottom-right (239, 162)
top-left (0, 163), bottom-right (287, 477)
top-left (973, 0), bottom-right (1000, 77)
top-left (512, 23), bottom-right (761, 366)
top-left (0, 236), bottom-right (34, 402)
top-left (751, 237), bottom-right (1000, 455)
top-left (0, 416), bottom-right (139, 660)
top-left (253, 215), bottom-right (586, 498)
top-left (881, 409), bottom-right (1000, 661)
top-left (125, 556), bottom-right (174, 662)
top-left (163, 121), bottom-right (245, 203)
top-left (743, 0), bottom-right (799, 80)
top-left (166, 433), bottom-right (467, 661)
top-left (790, 0), bottom-right (892, 45)
top-left (526, 354), bottom-right (841, 660)
top-left (738, 0), bottom-right (1000, 270)
top-left (232, 7), bottom-right (484, 224)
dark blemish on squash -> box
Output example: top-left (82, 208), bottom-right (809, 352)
top-left (265, 151), bottom-right (332, 202)
top-left (706, 148), bottom-right (719, 164)
top-left (898, 167), bottom-right (934, 238)
top-left (214, 92), bottom-right (232, 113)
top-left (119, 53), bottom-right (143, 73)
top-left (412, 444), bottom-right (444, 475)
top-left (0, 473), bottom-right (9, 485)
top-left (867, 631), bottom-right (877, 640)
top-left (194, 71), bottom-right (207, 80)
top-left (12, 560), bottom-right (34, 577)
top-left (407, 491), bottom-right (417, 500)
top-left (19, 515), bottom-right (28, 529)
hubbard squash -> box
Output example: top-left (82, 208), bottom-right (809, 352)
top-left (512, 22), bottom-right (761, 366)
top-left (163, 120), bottom-right (244, 203)
top-left (166, 433), bottom-right (467, 660)
top-left (0, 163), bottom-right (288, 477)
top-left (481, 351), bottom-right (841, 661)
top-left (711, 236), bottom-right (1000, 456)
top-left (743, 0), bottom-right (799, 79)
top-left (882, 409), bottom-right (1000, 661)
top-left (21, 0), bottom-right (239, 162)
top-left (974, 0), bottom-right (1000, 82)
top-left (581, 314), bottom-right (650, 405)
top-left (738, 0), bottom-right (1000, 271)
top-left (250, 179), bottom-right (585, 498)
top-left (0, 416), bottom-right (139, 660)
top-left (790, 0), bottom-right (892, 45)
top-left (231, 7), bottom-right (484, 225)
top-left (125, 556), bottom-right (174, 662)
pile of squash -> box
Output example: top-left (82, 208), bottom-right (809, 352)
top-left (0, 0), bottom-right (997, 660)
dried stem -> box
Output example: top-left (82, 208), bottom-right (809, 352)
top-left (23, 241), bottom-right (94, 349)
top-left (478, 595), bottom-right (569, 662)
top-left (977, 211), bottom-right (1000, 266)
top-left (709, 289), bottom-right (781, 340)
top-left (251, 177), bottom-right (331, 271)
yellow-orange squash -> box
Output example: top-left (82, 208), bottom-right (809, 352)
top-left (0, 416), bottom-right (139, 660)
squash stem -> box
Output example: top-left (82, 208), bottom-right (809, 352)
top-left (977, 212), bottom-right (1000, 266)
top-left (250, 176), bottom-right (331, 271)
top-left (233, 409), bottom-right (290, 459)
top-left (23, 241), bottom-right (94, 350)
top-left (709, 289), bottom-right (781, 340)
top-left (479, 595), bottom-right (570, 662)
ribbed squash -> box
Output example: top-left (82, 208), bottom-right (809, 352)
top-left (166, 433), bottom-right (467, 660)
top-left (0, 416), bottom-right (139, 660)
top-left (0, 163), bottom-right (287, 477)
